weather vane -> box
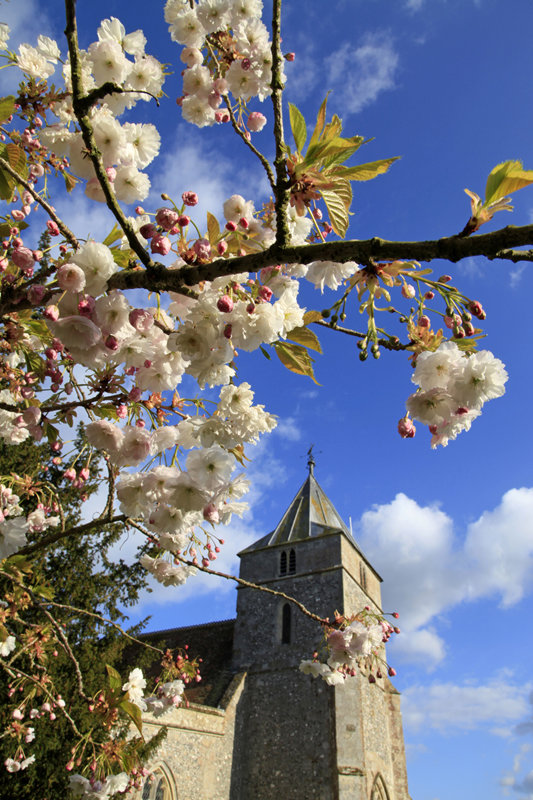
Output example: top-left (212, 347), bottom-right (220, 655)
top-left (307, 444), bottom-right (316, 475)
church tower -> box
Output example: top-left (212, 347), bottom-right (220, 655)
top-left (230, 456), bottom-right (410, 800)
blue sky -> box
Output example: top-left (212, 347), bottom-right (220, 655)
top-left (3, 0), bottom-right (533, 797)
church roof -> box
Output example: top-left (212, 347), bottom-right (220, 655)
top-left (239, 454), bottom-right (367, 558)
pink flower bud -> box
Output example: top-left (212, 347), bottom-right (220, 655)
top-left (129, 308), bottom-right (154, 332)
top-left (401, 283), bottom-right (416, 299)
top-left (388, 667), bottom-right (397, 677)
top-left (178, 215), bottom-right (190, 227)
top-left (217, 241), bottom-right (228, 255)
top-left (151, 235), bottom-right (171, 256)
top-left (105, 335), bottom-right (119, 351)
top-left (155, 207), bottom-right (180, 231)
top-left (217, 294), bottom-right (234, 313)
top-left (203, 503), bottom-right (220, 523)
top-left (44, 304), bottom-right (59, 321)
top-left (79, 467), bottom-right (90, 481)
top-left (418, 315), bottom-right (430, 328)
top-left (259, 285), bottom-right (273, 302)
top-left (397, 417), bottom-right (416, 439)
top-left (64, 468), bottom-right (76, 482)
top-left (28, 284), bottom-right (46, 305)
top-left (11, 246), bottom-right (34, 270)
top-left (78, 296), bottom-right (95, 317)
top-left (47, 220), bottom-right (60, 236)
top-left (215, 110), bottom-right (230, 123)
top-left (285, 52), bottom-right (295, 61)
top-left (223, 323), bottom-right (232, 339)
top-left (392, 612), bottom-right (399, 619)
top-left (139, 223), bottom-right (157, 239)
top-left (129, 387), bottom-right (142, 402)
top-left (247, 111), bottom-right (267, 132)
top-left (194, 238), bottom-right (211, 260)
top-left (11, 209), bottom-right (26, 221)
top-left (182, 191), bottom-right (198, 207)
top-left (117, 404), bottom-right (128, 419)
top-left (225, 220), bottom-right (237, 232)
top-left (438, 274), bottom-right (452, 283)
top-left (106, 166), bottom-right (116, 182)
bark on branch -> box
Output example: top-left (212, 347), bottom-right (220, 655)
top-left (107, 223), bottom-right (533, 293)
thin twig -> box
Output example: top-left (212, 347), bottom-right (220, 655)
top-left (173, 554), bottom-right (328, 625)
top-left (0, 660), bottom-right (82, 737)
top-left (18, 514), bottom-right (129, 557)
top-left (222, 95), bottom-right (276, 192)
top-left (0, 156), bottom-right (78, 249)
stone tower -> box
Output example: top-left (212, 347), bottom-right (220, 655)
top-left (230, 457), bottom-right (410, 800)
top-left (138, 460), bottom-right (410, 800)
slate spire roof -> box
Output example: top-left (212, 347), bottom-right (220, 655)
top-left (239, 449), bottom-right (364, 555)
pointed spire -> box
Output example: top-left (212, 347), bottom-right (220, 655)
top-left (239, 463), bottom-right (363, 554)
top-left (307, 444), bottom-right (315, 476)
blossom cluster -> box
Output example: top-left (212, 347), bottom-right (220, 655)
top-left (165, 0), bottom-right (280, 130)
top-left (122, 666), bottom-right (185, 717)
top-left (404, 342), bottom-right (508, 447)
top-left (13, 18), bottom-right (165, 204)
top-left (300, 611), bottom-right (398, 686)
top-left (0, 484), bottom-right (59, 559)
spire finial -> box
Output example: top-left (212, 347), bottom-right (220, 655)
top-left (307, 444), bottom-right (315, 475)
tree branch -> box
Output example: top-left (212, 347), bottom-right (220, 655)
top-left (63, 0), bottom-right (157, 270)
top-left (270, 0), bottom-right (291, 246)
top-left (0, 156), bottom-right (78, 249)
top-left (18, 514), bottom-right (129, 557)
top-left (106, 223), bottom-right (533, 293)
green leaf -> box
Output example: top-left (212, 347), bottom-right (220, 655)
top-left (308, 93), bottom-right (330, 150)
top-left (103, 224), bottom-right (123, 247)
top-left (321, 136), bottom-right (365, 169)
top-left (106, 664), bottom-right (122, 692)
top-left (6, 143), bottom-right (28, 182)
top-left (286, 325), bottom-right (322, 353)
top-left (0, 168), bottom-right (13, 201)
top-left (273, 341), bottom-right (320, 384)
top-left (0, 220), bottom-right (27, 237)
top-left (0, 96), bottom-right (14, 124)
top-left (33, 584), bottom-right (55, 600)
top-left (63, 172), bottom-right (78, 193)
top-left (484, 160), bottom-right (533, 206)
top-left (320, 181), bottom-right (352, 238)
top-left (321, 115), bottom-right (343, 144)
top-left (111, 247), bottom-right (133, 268)
top-left (119, 698), bottom-right (143, 736)
top-left (259, 345), bottom-right (271, 360)
top-left (332, 157), bottom-right (400, 181)
top-left (289, 103), bottom-right (307, 152)
top-left (207, 211), bottom-right (220, 243)
top-left (303, 310), bottom-right (323, 325)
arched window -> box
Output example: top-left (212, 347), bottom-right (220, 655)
top-left (281, 602), bottom-right (291, 644)
top-left (280, 550), bottom-right (287, 575)
top-left (139, 765), bottom-right (176, 800)
top-left (370, 774), bottom-right (390, 800)
top-left (288, 548), bottom-right (296, 574)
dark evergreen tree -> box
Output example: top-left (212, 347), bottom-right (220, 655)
top-left (0, 433), bottom-right (159, 800)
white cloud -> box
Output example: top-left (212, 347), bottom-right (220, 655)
top-left (464, 488), bottom-right (533, 607)
top-left (275, 417), bottom-right (302, 442)
top-left (357, 488), bottom-right (533, 667)
top-left (402, 676), bottom-right (532, 734)
top-left (149, 127), bottom-right (270, 226)
top-left (510, 265), bottom-right (526, 288)
top-left (0, 0), bottom-right (60, 93)
top-left (325, 33), bottom-right (399, 115)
